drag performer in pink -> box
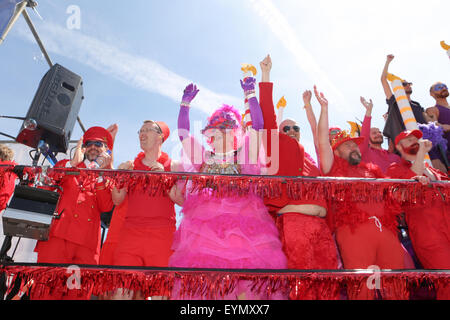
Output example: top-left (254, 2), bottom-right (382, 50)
top-left (168, 80), bottom-right (288, 300)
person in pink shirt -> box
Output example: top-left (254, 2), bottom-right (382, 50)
top-left (359, 96), bottom-right (402, 173)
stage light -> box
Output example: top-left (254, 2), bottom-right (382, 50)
top-left (23, 118), bottom-right (37, 130)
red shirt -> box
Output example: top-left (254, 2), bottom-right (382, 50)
top-left (0, 161), bottom-right (17, 212)
top-left (386, 159), bottom-right (449, 213)
top-left (326, 155), bottom-right (400, 233)
top-left (259, 82), bottom-right (326, 213)
top-left (386, 158), bottom-right (449, 181)
top-left (103, 197), bottom-right (128, 244)
top-left (360, 116), bottom-right (402, 173)
top-left (124, 152), bottom-right (176, 229)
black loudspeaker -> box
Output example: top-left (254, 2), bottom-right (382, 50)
top-left (16, 64), bottom-right (84, 153)
top-left (2, 185), bottom-right (60, 241)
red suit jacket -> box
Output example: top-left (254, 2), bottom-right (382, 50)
top-left (41, 159), bottom-right (114, 252)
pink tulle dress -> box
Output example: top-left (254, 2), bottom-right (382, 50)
top-left (169, 136), bottom-right (288, 300)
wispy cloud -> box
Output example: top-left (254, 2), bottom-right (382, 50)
top-left (15, 20), bottom-right (241, 114)
top-left (247, 0), bottom-right (348, 113)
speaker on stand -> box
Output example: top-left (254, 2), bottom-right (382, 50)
top-left (16, 63), bottom-right (84, 165)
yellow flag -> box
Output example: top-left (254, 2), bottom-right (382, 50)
top-left (387, 73), bottom-right (404, 82)
top-left (241, 63), bottom-right (257, 76)
top-left (347, 121), bottom-right (361, 137)
top-left (276, 96), bottom-right (287, 109)
top-left (441, 41), bottom-right (450, 51)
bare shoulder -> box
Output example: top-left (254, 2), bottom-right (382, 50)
top-left (425, 106), bottom-right (439, 121)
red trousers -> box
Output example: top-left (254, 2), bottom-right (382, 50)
top-left (35, 236), bottom-right (98, 265)
top-left (336, 220), bottom-right (409, 300)
top-left (113, 225), bottom-right (175, 267)
top-left (276, 213), bottom-right (339, 300)
top-left (32, 237), bottom-right (97, 300)
top-left (407, 204), bottom-right (450, 300)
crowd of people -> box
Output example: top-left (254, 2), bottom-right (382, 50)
top-left (0, 54), bottom-right (449, 300)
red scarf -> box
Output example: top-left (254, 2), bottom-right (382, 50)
top-left (133, 152), bottom-right (171, 172)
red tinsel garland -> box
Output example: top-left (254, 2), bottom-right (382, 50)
top-left (0, 165), bottom-right (449, 204)
top-left (1, 264), bottom-right (449, 300)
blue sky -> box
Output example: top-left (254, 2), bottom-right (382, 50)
top-left (1, 0), bottom-right (450, 166)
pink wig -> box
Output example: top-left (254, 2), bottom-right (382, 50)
top-left (202, 105), bottom-right (243, 149)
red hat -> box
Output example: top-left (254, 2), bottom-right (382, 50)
top-left (155, 121), bottom-right (170, 142)
top-left (331, 130), bottom-right (365, 150)
top-left (394, 129), bottom-right (423, 146)
top-left (83, 126), bottom-right (114, 150)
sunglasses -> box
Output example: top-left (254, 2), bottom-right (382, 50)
top-left (433, 84), bottom-right (448, 91)
top-left (402, 82), bottom-right (413, 87)
top-left (83, 141), bottom-right (105, 148)
top-left (283, 125), bottom-right (300, 133)
top-left (329, 129), bottom-right (341, 135)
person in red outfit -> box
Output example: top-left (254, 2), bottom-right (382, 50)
top-left (258, 55), bottom-right (338, 300)
top-left (33, 125), bottom-right (116, 300)
top-left (0, 144), bottom-right (17, 264)
top-left (359, 96), bottom-right (402, 173)
top-left (98, 197), bottom-right (128, 266)
top-left (111, 120), bottom-right (178, 300)
top-left (316, 86), bottom-right (410, 300)
top-left (386, 130), bottom-right (450, 300)
top-left (0, 144), bottom-right (17, 213)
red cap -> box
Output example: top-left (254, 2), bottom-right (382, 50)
top-left (331, 130), bottom-right (365, 150)
top-left (155, 121), bottom-right (170, 142)
top-left (394, 129), bottom-right (423, 146)
top-left (83, 126), bottom-right (114, 150)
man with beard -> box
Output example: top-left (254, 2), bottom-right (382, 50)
top-left (34, 126), bottom-right (115, 265)
top-left (316, 86), bottom-right (409, 300)
top-left (33, 126), bottom-right (115, 299)
top-left (381, 54), bottom-right (428, 149)
top-left (386, 130), bottom-right (450, 299)
top-left (426, 82), bottom-right (450, 165)
top-left (358, 96), bottom-right (401, 173)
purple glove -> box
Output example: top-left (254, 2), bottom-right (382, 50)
top-left (240, 77), bottom-right (256, 96)
top-left (240, 77), bottom-right (263, 130)
top-left (181, 83), bottom-right (199, 106)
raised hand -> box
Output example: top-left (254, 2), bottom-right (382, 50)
top-left (303, 90), bottom-right (312, 107)
top-left (106, 123), bottom-right (119, 142)
top-left (260, 54), bottom-right (272, 82)
top-left (386, 54), bottom-right (395, 63)
top-left (418, 139), bottom-right (433, 154)
top-left (313, 85), bottom-right (328, 108)
top-left (260, 54), bottom-right (272, 73)
top-left (360, 96), bottom-right (373, 112)
top-left (70, 138), bottom-right (85, 167)
top-left (240, 77), bottom-right (256, 95)
top-left (181, 83), bottom-right (199, 106)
